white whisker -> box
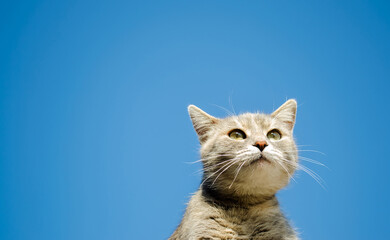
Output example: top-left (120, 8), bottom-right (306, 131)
top-left (200, 159), bottom-right (237, 186)
top-left (185, 154), bottom-right (235, 164)
top-left (211, 159), bottom-right (240, 186)
top-left (211, 152), bottom-right (252, 186)
top-left (228, 95), bottom-right (237, 115)
top-left (299, 156), bottom-right (329, 169)
top-left (298, 164), bottom-right (327, 190)
top-left (212, 104), bottom-right (235, 116)
top-left (274, 158), bottom-right (297, 183)
top-left (228, 160), bottom-right (247, 188)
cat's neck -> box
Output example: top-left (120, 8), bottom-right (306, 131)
top-left (201, 183), bottom-right (278, 210)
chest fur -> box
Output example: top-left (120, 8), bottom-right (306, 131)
top-left (170, 193), bottom-right (297, 240)
top-left (193, 210), bottom-right (293, 240)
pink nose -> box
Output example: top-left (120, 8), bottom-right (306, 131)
top-left (254, 141), bottom-right (268, 152)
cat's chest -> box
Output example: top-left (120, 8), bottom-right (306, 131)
top-left (200, 212), bottom-right (284, 240)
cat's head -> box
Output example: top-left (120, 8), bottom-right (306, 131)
top-left (188, 99), bottom-right (298, 197)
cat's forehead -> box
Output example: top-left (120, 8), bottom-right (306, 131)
top-left (222, 113), bottom-right (273, 129)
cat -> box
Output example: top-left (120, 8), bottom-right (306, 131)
top-left (169, 99), bottom-right (299, 240)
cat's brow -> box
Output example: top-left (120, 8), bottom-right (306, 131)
top-left (251, 115), bottom-right (259, 133)
top-left (233, 118), bottom-right (243, 128)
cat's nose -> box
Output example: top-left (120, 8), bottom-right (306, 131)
top-left (254, 141), bottom-right (268, 152)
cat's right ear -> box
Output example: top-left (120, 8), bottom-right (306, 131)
top-left (271, 99), bottom-right (297, 132)
top-left (188, 105), bottom-right (219, 143)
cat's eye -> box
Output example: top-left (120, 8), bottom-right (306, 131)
top-left (229, 129), bottom-right (246, 140)
top-left (267, 129), bottom-right (282, 141)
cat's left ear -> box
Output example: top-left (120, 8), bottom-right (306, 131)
top-left (271, 99), bottom-right (297, 131)
top-left (188, 105), bottom-right (219, 143)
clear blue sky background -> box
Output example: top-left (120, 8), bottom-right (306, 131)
top-left (1, 0), bottom-right (390, 239)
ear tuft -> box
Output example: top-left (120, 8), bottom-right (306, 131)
top-left (271, 99), bottom-right (297, 131)
top-left (188, 105), bottom-right (218, 143)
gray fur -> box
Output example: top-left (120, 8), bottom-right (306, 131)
top-left (170, 100), bottom-right (299, 240)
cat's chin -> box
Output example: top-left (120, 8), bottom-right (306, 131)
top-left (245, 153), bottom-right (273, 169)
top-left (249, 156), bottom-right (271, 166)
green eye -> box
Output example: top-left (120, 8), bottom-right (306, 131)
top-left (229, 129), bottom-right (246, 140)
top-left (267, 129), bottom-right (282, 141)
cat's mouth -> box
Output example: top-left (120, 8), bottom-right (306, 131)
top-left (249, 155), bottom-right (271, 165)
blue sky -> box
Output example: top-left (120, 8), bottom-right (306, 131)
top-left (1, 0), bottom-right (390, 239)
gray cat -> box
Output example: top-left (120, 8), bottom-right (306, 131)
top-left (170, 100), bottom-right (299, 240)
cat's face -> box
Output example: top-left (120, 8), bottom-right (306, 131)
top-left (188, 100), bottom-right (298, 197)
